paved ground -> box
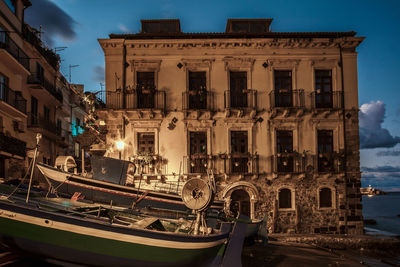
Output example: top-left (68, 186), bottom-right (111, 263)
top-left (242, 241), bottom-right (397, 267)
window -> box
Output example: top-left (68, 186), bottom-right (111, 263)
top-left (189, 131), bottom-right (207, 173)
top-left (276, 131), bottom-right (293, 173)
top-left (57, 119), bottom-right (62, 136)
top-left (231, 131), bottom-right (248, 173)
top-left (36, 63), bottom-right (44, 83)
top-left (44, 106), bottom-right (50, 122)
top-left (30, 96), bottom-right (38, 124)
top-left (319, 187), bottom-right (333, 208)
top-left (317, 130), bottom-right (333, 172)
top-left (138, 133), bottom-right (155, 154)
top-left (274, 70), bottom-right (292, 107)
top-left (137, 72), bottom-right (155, 108)
top-left (229, 71), bottom-right (247, 108)
top-left (188, 71), bottom-right (207, 110)
top-left (279, 188), bottom-right (292, 209)
top-left (315, 70), bottom-right (332, 108)
top-left (0, 73), bottom-right (9, 102)
top-left (3, 0), bottom-right (16, 13)
top-left (141, 20), bottom-right (181, 34)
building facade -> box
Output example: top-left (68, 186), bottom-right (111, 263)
top-left (0, 0), bottom-right (86, 183)
top-left (98, 19), bottom-right (364, 234)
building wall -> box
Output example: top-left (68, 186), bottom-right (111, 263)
top-left (98, 27), bottom-right (364, 234)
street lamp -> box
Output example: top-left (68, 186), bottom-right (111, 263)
top-left (116, 140), bottom-right (125, 151)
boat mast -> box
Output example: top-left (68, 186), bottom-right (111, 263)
top-left (26, 133), bottom-right (42, 203)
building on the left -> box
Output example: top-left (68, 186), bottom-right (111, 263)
top-left (0, 0), bottom-right (87, 182)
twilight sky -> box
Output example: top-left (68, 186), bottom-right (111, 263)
top-left (24, 0), bottom-right (400, 191)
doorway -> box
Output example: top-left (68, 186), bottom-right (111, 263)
top-left (229, 189), bottom-right (250, 217)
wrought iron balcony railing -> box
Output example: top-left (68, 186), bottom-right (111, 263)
top-left (228, 153), bottom-right (258, 174)
top-left (27, 74), bottom-right (63, 102)
top-left (184, 154), bottom-right (212, 174)
top-left (0, 132), bottom-right (26, 158)
top-left (271, 153), bottom-right (305, 174)
top-left (27, 113), bottom-right (58, 135)
top-left (312, 153), bottom-right (344, 173)
top-left (0, 31), bottom-right (30, 71)
top-left (224, 90), bottom-right (257, 109)
top-left (182, 90), bottom-right (213, 111)
top-left (0, 83), bottom-right (27, 114)
top-left (269, 89), bottom-right (304, 108)
top-left (310, 91), bottom-right (343, 109)
top-left (97, 90), bottom-right (166, 111)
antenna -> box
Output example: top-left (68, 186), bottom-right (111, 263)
top-left (100, 82), bottom-right (104, 91)
top-left (69, 64), bottom-right (80, 83)
top-left (54, 46), bottom-right (67, 53)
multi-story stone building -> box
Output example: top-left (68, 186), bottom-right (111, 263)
top-left (97, 19), bottom-right (364, 234)
top-left (0, 0), bottom-right (86, 182)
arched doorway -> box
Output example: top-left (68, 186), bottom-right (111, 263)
top-left (222, 181), bottom-right (259, 219)
top-left (230, 189), bottom-right (250, 217)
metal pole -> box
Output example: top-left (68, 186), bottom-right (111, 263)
top-left (26, 133), bottom-right (42, 203)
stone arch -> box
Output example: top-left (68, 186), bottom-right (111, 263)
top-left (221, 181), bottom-right (259, 220)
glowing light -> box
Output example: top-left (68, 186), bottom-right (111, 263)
top-left (116, 140), bottom-right (125, 150)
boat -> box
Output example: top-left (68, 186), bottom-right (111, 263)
top-left (0, 180), bottom-right (237, 266)
top-left (36, 156), bottom-right (224, 213)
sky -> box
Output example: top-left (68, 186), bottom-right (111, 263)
top-left (23, 0), bottom-right (400, 191)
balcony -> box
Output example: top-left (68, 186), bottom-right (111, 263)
top-left (97, 90), bottom-right (166, 111)
top-left (310, 91), bottom-right (343, 109)
top-left (269, 89), bottom-right (304, 109)
top-left (0, 83), bottom-right (27, 115)
top-left (182, 90), bottom-right (213, 111)
top-left (312, 153), bottom-right (344, 173)
top-left (0, 132), bottom-right (26, 158)
top-left (271, 153), bottom-right (305, 174)
top-left (224, 90), bottom-right (256, 109)
top-left (28, 113), bottom-right (59, 136)
top-left (27, 74), bottom-right (63, 102)
top-left (184, 154), bottom-right (212, 174)
top-left (226, 153), bottom-right (258, 174)
top-left (22, 24), bottom-right (60, 71)
top-left (0, 31), bottom-right (30, 72)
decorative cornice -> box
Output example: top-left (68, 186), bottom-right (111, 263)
top-left (117, 37), bottom-right (364, 51)
top-left (129, 60), bottom-right (162, 72)
top-left (181, 58), bottom-right (215, 71)
top-left (310, 57), bottom-right (340, 67)
top-left (223, 56), bottom-right (255, 70)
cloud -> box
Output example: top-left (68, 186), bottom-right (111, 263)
top-left (376, 150), bottom-right (400, 157)
top-left (118, 24), bottom-right (131, 33)
top-left (93, 66), bottom-right (105, 83)
top-left (359, 101), bottom-right (400, 149)
top-left (25, 0), bottom-right (77, 47)
top-left (361, 166), bottom-right (400, 173)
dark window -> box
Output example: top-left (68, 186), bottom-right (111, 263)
top-left (189, 132), bottom-right (207, 173)
top-left (319, 188), bottom-right (332, 208)
top-left (318, 130), bottom-right (333, 172)
top-left (44, 106), bottom-right (50, 122)
top-left (315, 70), bottom-right (332, 108)
top-left (230, 21), bottom-right (268, 33)
top-left (57, 119), bottom-right (62, 136)
top-left (141, 20), bottom-right (181, 33)
top-left (188, 71), bottom-right (207, 109)
top-left (30, 96), bottom-right (38, 124)
top-left (274, 70), bottom-right (292, 107)
top-left (276, 131), bottom-right (293, 172)
top-left (0, 73), bottom-right (9, 102)
top-left (231, 131), bottom-right (248, 173)
top-left (279, 188), bottom-right (292, 209)
top-left (137, 72), bottom-right (155, 108)
top-left (138, 133), bottom-right (155, 154)
top-left (229, 71), bottom-right (247, 108)
top-left (36, 63), bottom-right (44, 83)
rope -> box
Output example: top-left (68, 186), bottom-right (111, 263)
top-left (4, 158), bottom-right (34, 199)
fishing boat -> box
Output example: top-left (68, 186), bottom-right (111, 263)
top-left (36, 156), bottom-right (224, 212)
top-left (0, 179), bottom-right (237, 266)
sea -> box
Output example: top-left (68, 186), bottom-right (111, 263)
top-left (362, 192), bottom-right (400, 236)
